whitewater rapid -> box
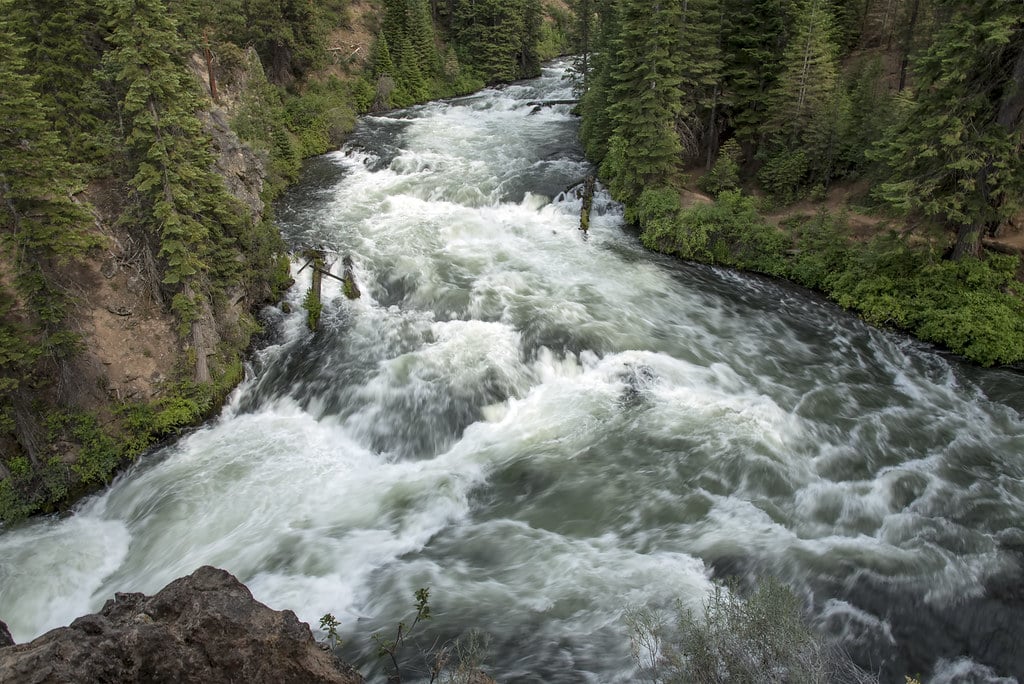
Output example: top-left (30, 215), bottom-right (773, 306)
top-left (1, 60), bottom-right (1022, 683)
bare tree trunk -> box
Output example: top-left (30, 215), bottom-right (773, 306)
top-left (11, 390), bottom-right (45, 469)
top-left (705, 86), bottom-right (719, 170)
top-left (204, 29), bottom-right (219, 103)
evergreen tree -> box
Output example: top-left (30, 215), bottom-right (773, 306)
top-left (579, 0), bottom-right (622, 162)
top-left (445, 0), bottom-right (540, 83)
top-left (720, 0), bottom-right (787, 151)
top-left (0, 10), bottom-right (95, 466)
top-left (874, 0), bottom-right (1024, 259)
top-left (676, 0), bottom-right (725, 165)
top-left (6, 0), bottom-right (115, 169)
top-left (0, 13), bottom-right (94, 325)
top-left (601, 0), bottom-right (685, 203)
top-left (104, 0), bottom-right (251, 379)
top-left (370, 32), bottom-right (401, 109)
top-left (241, 0), bottom-right (324, 84)
top-left (759, 0), bottom-right (846, 197)
top-left (569, 0), bottom-right (596, 93)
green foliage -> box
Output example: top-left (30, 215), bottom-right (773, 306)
top-left (319, 613), bottom-right (343, 649)
top-left (231, 53), bottom-right (304, 196)
top-left (46, 412), bottom-right (120, 485)
top-left (444, 0), bottom-right (546, 84)
top-left (871, 0), bottom-right (1024, 259)
top-left (283, 79), bottom-right (359, 156)
top-left (626, 577), bottom-right (871, 683)
top-left (720, 0), bottom-right (786, 147)
top-left (601, 0), bottom-right (684, 203)
top-left (778, 213), bottom-right (1024, 366)
top-left (787, 211), bottom-right (852, 289)
top-left (640, 191), bottom-right (788, 276)
top-left (5, 0), bottom-right (117, 170)
top-left (757, 149), bottom-right (810, 204)
top-left (0, 11), bottom-right (96, 317)
top-left (303, 287), bottom-right (323, 331)
top-left (698, 139), bottom-right (742, 197)
top-left (373, 587), bottom-right (433, 683)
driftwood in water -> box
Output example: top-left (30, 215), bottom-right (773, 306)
top-left (579, 175), bottom-right (596, 233)
top-left (342, 256), bottom-right (361, 300)
top-left (300, 248), bottom-right (326, 331)
top-left (527, 99), bottom-right (579, 115)
top-left (297, 249), bottom-right (362, 329)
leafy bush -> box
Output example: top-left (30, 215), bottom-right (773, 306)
top-left (787, 211), bottom-right (851, 289)
top-left (639, 191), bottom-right (788, 275)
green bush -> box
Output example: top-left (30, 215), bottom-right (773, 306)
top-left (758, 149), bottom-right (809, 204)
top-left (626, 578), bottom-right (875, 684)
top-left (788, 211), bottom-right (852, 289)
top-left (698, 139), bottom-right (742, 197)
top-left (804, 231), bottom-right (1024, 366)
top-left (639, 191), bottom-right (788, 276)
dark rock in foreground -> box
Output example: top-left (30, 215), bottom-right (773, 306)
top-left (0, 566), bottom-right (362, 684)
top-left (0, 622), bottom-right (12, 650)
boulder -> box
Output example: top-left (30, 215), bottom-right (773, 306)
top-left (0, 566), bottom-right (362, 684)
top-left (0, 620), bottom-right (12, 649)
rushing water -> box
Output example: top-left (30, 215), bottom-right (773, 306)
top-left (2, 61), bottom-right (1023, 683)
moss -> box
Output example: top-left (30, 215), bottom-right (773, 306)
top-left (303, 287), bottom-right (323, 331)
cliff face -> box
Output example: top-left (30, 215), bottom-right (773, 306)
top-left (0, 566), bottom-right (363, 684)
top-left (0, 47), bottom-right (285, 522)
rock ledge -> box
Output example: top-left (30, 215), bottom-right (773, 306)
top-left (0, 566), bottom-right (362, 684)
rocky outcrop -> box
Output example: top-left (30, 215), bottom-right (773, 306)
top-left (0, 566), bottom-right (363, 684)
top-left (199, 107), bottom-right (266, 221)
top-left (0, 621), bottom-right (12, 649)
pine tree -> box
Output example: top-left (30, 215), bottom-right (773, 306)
top-left (759, 0), bottom-right (846, 197)
top-left (0, 13), bottom-right (94, 324)
top-left (0, 11), bottom-right (95, 466)
top-left (241, 0), bottom-right (323, 84)
top-left (569, 0), bottom-right (596, 93)
top-left (579, 0), bottom-right (622, 162)
top-left (676, 0), bottom-right (725, 166)
top-left (370, 32), bottom-right (400, 109)
top-left (104, 0), bottom-right (251, 379)
top-left (720, 0), bottom-right (787, 151)
top-left (601, 0), bottom-right (685, 202)
top-left (874, 0), bottom-right (1024, 259)
top-left (446, 0), bottom-right (536, 83)
top-left (6, 0), bottom-right (114, 168)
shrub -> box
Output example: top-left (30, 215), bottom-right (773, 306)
top-left (639, 191), bottom-right (787, 275)
top-left (758, 149), bottom-right (809, 204)
top-left (698, 139), bottom-right (742, 197)
top-left (626, 578), bottom-right (875, 684)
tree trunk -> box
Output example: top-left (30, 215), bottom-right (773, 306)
top-left (996, 43), bottom-right (1024, 130)
top-left (951, 222), bottom-right (983, 260)
top-left (11, 390), bottom-right (44, 469)
top-left (897, 0), bottom-right (921, 92)
top-left (204, 31), bottom-right (218, 102)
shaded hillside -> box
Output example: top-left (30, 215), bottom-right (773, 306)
top-left (0, 0), bottom-right (569, 521)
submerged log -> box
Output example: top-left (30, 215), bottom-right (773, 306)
top-left (526, 99), bottom-right (579, 107)
top-left (527, 99), bottom-right (580, 115)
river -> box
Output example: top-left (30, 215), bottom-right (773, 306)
top-left (1, 60), bottom-right (1023, 683)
